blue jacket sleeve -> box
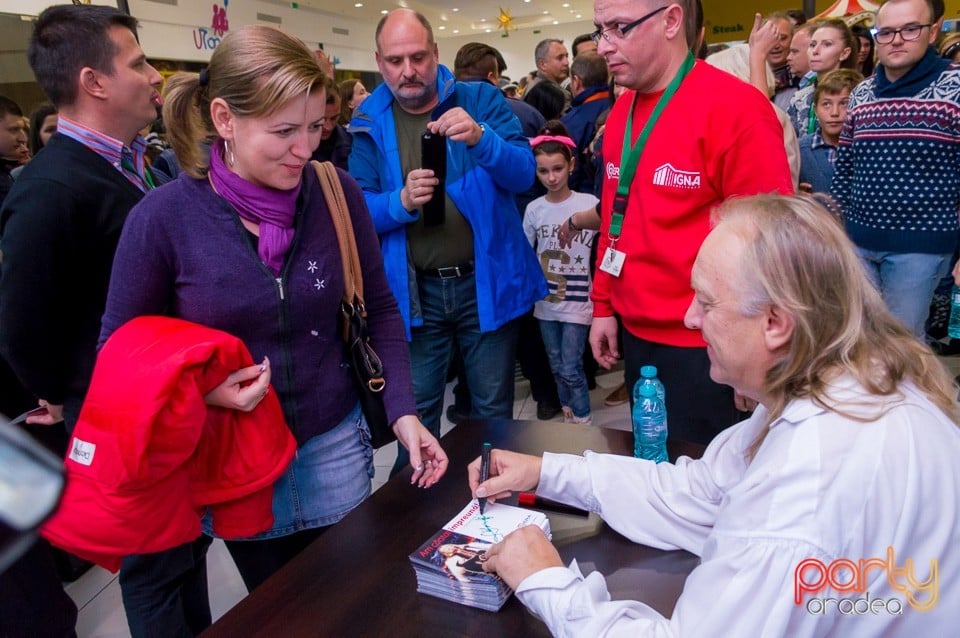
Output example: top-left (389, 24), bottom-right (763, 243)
top-left (465, 86), bottom-right (536, 195)
top-left (348, 128), bottom-right (418, 236)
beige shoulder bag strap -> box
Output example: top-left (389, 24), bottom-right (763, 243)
top-left (312, 160), bottom-right (366, 313)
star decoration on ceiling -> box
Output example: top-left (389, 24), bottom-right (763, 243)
top-left (498, 7), bottom-right (515, 36)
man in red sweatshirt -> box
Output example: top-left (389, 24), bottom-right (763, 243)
top-left (589, 0), bottom-right (794, 444)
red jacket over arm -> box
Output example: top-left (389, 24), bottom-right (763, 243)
top-left (42, 316), bottom-right (297, 571)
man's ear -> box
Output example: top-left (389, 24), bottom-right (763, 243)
top-left (78, 67), bottom-right (107, 101)
top-left (929, 19), bottom-right (944, 45)
top-left (209, 97), bottom-right (234, 140)
top-left (763, 304), bottom-right (794, 353)
top-left (663, 3), bottom-right (685, 41)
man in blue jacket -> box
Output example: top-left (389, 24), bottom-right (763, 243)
top-left (350, 8), bottom-right (546, 472)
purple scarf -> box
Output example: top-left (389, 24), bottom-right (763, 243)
top-left (208, 138), bottom-right (301, 276)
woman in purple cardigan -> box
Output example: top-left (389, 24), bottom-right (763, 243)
top-left (100, 25), bottom-right (447, 636)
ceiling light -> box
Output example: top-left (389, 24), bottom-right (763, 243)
top-left (380, 9), bottom-right (388, 14)
top-left (354, 2), bottom-right (362, 6)
top-left (453, 29), bottom-right (460, 33)
top-left (438, 25), bottom-right (446, 30)
top-left (452, 7), bottom-right (459, 11)
top-left (552, 20), bottom-right (559, 24)
top-left (576, 13), bottom-right (582, 18)
top-left (562, 2), bottom-right (569, 6)
top-left (485, 28), bottom-right (492, 32)
top-left (542, 10), bottom-right (548, 14)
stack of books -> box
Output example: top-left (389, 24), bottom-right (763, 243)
top-left (409, 500), bottom-right (551, 611)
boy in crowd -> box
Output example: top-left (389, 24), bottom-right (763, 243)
top-left (798, 69), bottom-right (862, 194)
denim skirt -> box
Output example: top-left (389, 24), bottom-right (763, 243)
top-left (205, 402), bottom-right (374, 540)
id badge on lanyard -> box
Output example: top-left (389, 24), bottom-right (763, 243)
top-left (601, 52), bottom-right (694, 278)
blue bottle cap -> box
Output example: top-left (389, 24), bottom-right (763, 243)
top-left (640, 365), bottom-right (658, 378)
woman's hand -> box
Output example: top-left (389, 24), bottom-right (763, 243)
top-left (467, 448), bottom-right (542, 506)
top-left (748, 12), bottom-right (780, 59)
top-left (204, 356), bottom-right (272, 412)
top-left (393, 414), bottom-right (448, 487)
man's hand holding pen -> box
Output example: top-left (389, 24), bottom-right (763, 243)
top-left (467, 447), bottom-right (560, 588)
top-left (467, 448), bottom-right (542, 506)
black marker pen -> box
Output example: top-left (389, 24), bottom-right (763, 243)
top-left (479, 442), bottom-right (491, 515)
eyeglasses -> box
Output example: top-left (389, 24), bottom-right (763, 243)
top-left (590, 5), bottom-right (669, 44)
top-left (870, 23), bottom-right (933, 45)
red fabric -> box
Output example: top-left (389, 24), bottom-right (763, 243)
top-left (41, 316), bottom-right (297, 572)
top-left (592, 61), bottom-right (795, 347)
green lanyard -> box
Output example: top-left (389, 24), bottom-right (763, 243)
top-left (609, 51), bottom-right (695, 240)
top-left (805, 84), bottom-right (819, 136)
top-left (120, 154), bottom-right (156, 191)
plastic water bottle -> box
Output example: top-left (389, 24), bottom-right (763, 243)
top-left (637, 365), bottom-right (665, 403)
top-left (949, 285), bottom-right (960, 339)
top-left (633, 383), bottom-right (669, 463)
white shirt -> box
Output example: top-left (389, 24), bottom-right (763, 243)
top-left (523, 191), bottom-right (599, 325)
top-left (517, 377), bottom-right (960, 636)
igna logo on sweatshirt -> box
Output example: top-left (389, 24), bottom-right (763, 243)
top-left (652, 163), bottom-right (701, 189)
top-left (69, 438), bottom-right (96, 466)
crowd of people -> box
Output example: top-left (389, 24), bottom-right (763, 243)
top-left (0, 0), bottom-right (959, 636)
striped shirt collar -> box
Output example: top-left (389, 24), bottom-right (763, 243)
top-left (56, 115), bottom-right (150, 192)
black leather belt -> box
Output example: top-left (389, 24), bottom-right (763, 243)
top-left (418, 262), bottom-right (475, 279)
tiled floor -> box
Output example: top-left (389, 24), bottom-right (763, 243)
top-left (67, 368), bottom-right (632, 637)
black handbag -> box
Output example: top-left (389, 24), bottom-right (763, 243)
top-left (313, 161), bottom-right (396, 448)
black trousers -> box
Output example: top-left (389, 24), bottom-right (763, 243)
top-left (517, 311), bottom-right (560, 406)
top-left (0, 539), bottom-right (78, 638)
top-left (120, 536), bottom-right (213, 638)
top-left (621, 331), bottom-right (747, 446)
top-left (224, 525), bottom-right (328, 593)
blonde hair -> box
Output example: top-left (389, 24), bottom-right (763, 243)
top-left (713, 195), bottom-right (959, 454)
top-left (162, 25), bottom-right (325, 178)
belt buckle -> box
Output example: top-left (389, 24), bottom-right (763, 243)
top-left (438, 265), bottom-right (460, 279)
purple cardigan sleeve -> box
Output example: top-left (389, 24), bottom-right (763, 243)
top-left (336, 168), bottom-right (418, 424)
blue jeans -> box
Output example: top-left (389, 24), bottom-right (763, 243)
top-left (539, 320), bottom-right (591, 418)
top-left (856, 248), bottom-right (952, 339)
top-left (394, 272), bottom-right (519, 473)
top-left (205, 402), bottom-right (373, 539)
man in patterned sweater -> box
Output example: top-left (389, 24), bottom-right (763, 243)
top-left (830, 0), bottom-right (959, 338)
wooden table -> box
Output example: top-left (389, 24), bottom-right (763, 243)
top-left (204, 420), bottom-right (702, 637)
